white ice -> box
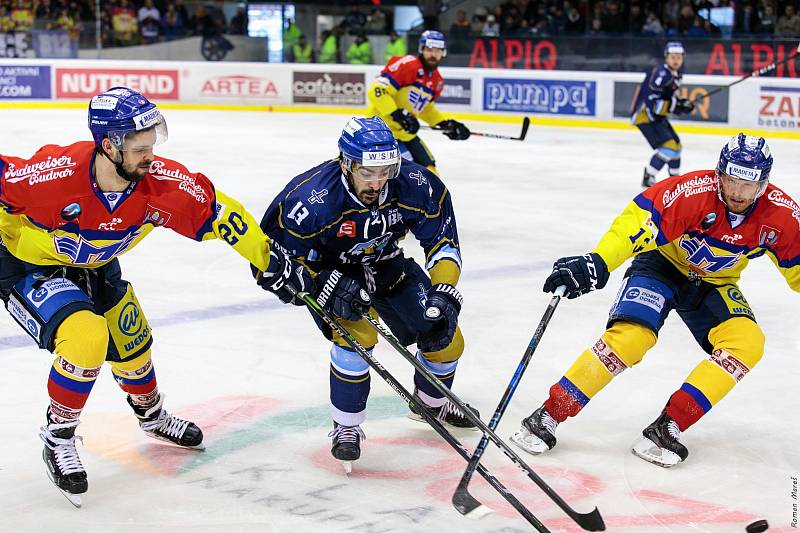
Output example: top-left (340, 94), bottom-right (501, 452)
top-left (0, 109), bottom-right (797, 533)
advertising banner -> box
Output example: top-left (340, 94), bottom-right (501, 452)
top-left (292, 71), bottom-right (365, 105)
top-left (437, 78), bottom-right (472, 105)
top-left (483, 77), bottom-right (596, 115)
top-left (0, 64), bottom-right (51, 99)
top-left (55, 68), bottom-right (179, 99)
top-left (198, 74), bottom-right (280, 99)
top-left (757, 85), bottom-right (800, 130)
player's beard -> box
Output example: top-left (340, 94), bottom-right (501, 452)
top-left (116, 154), bottom-right (151, 183)
top-left (359, 186), bottom-right (381, 205)
top-left (420, 56), bottom-right (439, 72)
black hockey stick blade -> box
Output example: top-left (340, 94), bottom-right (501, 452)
top-left (453, 479), bottom-right (490, 518)
top-left (519, 116), bottom-right (531, 140)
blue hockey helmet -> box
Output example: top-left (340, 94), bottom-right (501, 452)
top-left (338, 117), bottom-right (401, 179)
top-left (664, 41), bottom-right (685, 56)
top-left (88, 86), bottom-right (168, 151)
top-left (418, 30), bottom-right (447, 57)
top-left (716, 133), bottom-right (773, 198)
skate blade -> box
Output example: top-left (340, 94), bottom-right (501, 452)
top-left (631, 437), bottom-right (681, 468)
top-left (145, 433), bottom-right (205, 450)
top-left (60, 489), bottom-right (83, 508)
top-left (510, 427), bottom-right (549, 455)
top-left (46, 472), bottom-right (83, 508)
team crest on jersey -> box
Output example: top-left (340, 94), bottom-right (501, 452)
top-left (337, 220), bottom-right (356, 238)
top-left (408, 90), bottom-right (431, 113)
top-left (758, 224), bottom-right (780, 246)
top-left (143, 204), bottom-right (172, 227)
top-left (54, 230), bottom-right (141, 264)
top-left (679, 235), bottom-right (741, 273)
top-left (347, 233), bottom-right (393, 257)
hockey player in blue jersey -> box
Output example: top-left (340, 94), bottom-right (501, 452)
top-left (632, 41), bottom-right (695, 188)
top-left (256, 116), bottom-right (476, 470)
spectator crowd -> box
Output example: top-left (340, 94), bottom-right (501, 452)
top-left (0, 0), bottom-right (250, 48)
top-left (446, 0), bottom-right (799, 38)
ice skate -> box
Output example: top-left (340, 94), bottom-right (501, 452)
top-left (642, 168), bottom-right (657, 188)
top-left (511, 405), bottom-right (558, 455)
top-left (329, 422), bottom-right (365, 474)
top-left (128, 394), bottom-right (204, 450)
top-left (408, 392), bottom-right (479, 430)
top-left (40, 417), bottom-right (87, 508)
top-left (632, 409), bottom-right (688, 468)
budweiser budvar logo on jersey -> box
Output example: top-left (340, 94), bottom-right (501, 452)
top-left (148, 160), bottom-right (208, 203)
top-left (766, 189), bottom-right (800, 229)
top-left (5, 155), bottom-right (76, 185)
top-left (55, 68), bottom-right (179, 99)
top-left (662, 175), bottom-right (716, 207)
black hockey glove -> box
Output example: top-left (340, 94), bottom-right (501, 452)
top-left (256, 247), bottom-right (314, 306)
top-left (390, 109), bottom-right (420, 134)
top-left (543, 253), bottom-right (609, 299)
top-left (672, 97), bottom-right (695, 116)
top-left (315, 270), bottom-right (371, 322)
top-left (436, 119), bottom-right (471, 140)
top-left (417, 283), bottom-right (463, 353)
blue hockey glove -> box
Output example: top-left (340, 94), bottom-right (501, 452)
top-left (417, 283), bottom-right (463, 353)
top-left (390, 109), bottom-right (420, 134)
top-left (256, 247), bottom-right (314, 306)
top-left (543, 253), bottom-right (609, 299)
top-left (436, 119), bottom-right (471, 140)
top-left (315, 270), bottom-right (371, 322)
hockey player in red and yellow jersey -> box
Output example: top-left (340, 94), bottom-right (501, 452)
top-left (510, 134), bottom-right (799, 467)
top-left (0, 87), bottom-right (308, 505)
top-left (367, 30), bottom-right (470, 172)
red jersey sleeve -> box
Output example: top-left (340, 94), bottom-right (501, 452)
top-left (381, 55), bottom-right (422, 89)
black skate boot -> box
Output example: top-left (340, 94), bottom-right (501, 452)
top-left (642, 168), bottom-right (657, 188)
top-left (329, 422), bottom-right (365, 474)
top-left (127, 394), bottom-right (204, 450)
top-left (510, 405), bottom-right (558, 455)
top-left (632, 409), bottom-right (688, 468)
top-left (40, 416), bottom-right (87, 507)
top-left (408, 391), bottom-right (480, 430)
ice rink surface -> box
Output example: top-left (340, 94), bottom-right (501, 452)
top-left (0, 109), bottom-right (798, 532)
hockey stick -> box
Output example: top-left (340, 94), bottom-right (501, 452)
top-left (285, 285), bottom-right (552, 531)
top-left (453, 286), bottom-right (566, 519)
top-left (360, 312), bottom-right (606, 532)
top-left (422, 116), bottom-right (531, 141)
top-left (692, 42), bottom-right (800, 104)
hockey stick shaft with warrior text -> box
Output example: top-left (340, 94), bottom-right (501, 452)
top-left (423, 116), bottom-right (531, 141)
top-left (286, 285), bottom-right (552, 531)
top-left (453, 286), bottom-right (566, 519)
top-left (360, 311), bottom-right (606, 531)
top-left (692, 42), bottom-right (800, 104)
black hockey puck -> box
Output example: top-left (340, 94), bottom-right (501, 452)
top-left (745, 519), bottom-right (769, 532)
